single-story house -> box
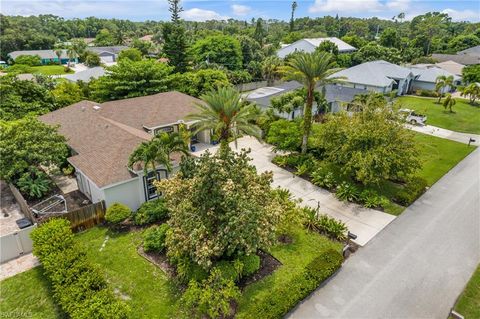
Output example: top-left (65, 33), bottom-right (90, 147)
top-left (8, 49), bottom-right (78, 65)
top-left (329, 60), bottom-right (416, 95)
top-left (457, 45), bottom-right (480, 57)
top-left (277, 37), bottom-right (357, 59)
top-left (39, 92), bottom-right (210, 211)
top-left (86, 46), bottom-right (128, 64)
top-left (409, 66), bottom-right (462, 93)
top-left (434, 60), bottom-right (465, 76)
top-left (244, 81), bottom-right (366, 118)
top-left (64, 66), bottom-right (106, 83)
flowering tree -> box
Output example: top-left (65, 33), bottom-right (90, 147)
top-left (156, 149), bottom-right (281, 269)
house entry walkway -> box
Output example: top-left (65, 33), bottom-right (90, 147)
top-left (194, 137), bottom-right (396, 246)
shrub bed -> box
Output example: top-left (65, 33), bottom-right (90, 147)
top-left (30, 219), bottom-right (129, 319)
top-left (105, 203), bottom-right (131, 224)
top-left (143, 224), bottom-right (170, 253)
top-left (133, 198), bottom-right (169, 225)
top-left (239, 249), bottom-right (342, 319)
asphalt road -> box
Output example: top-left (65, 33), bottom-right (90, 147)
top-left (288, 147), bottom-right (480, 319)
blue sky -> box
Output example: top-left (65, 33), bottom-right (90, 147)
top-left (2, 0), bottom-right (479, 22)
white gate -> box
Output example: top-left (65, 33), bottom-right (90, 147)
top-left (0, 224), bottom-right (37, 263)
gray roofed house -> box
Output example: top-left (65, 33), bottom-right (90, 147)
top-left (64, 67), bottom-right (106, 83)
top-left (458, 45), bottom-right (480, 57)
top-left (277, 37), bottom-right (356, 59)
top-left (409, 66), bottom-right (461, 94)
top-left (86, 46), bottom-right (128, 64)
top-left (329, 60), bottom-right (416, 95)
top-left (431, 53), bottom-right (479, 65)
top-left (7, 49), bottom-right (76, 65)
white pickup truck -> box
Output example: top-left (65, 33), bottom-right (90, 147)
top-left (399, 108), bottom-right (427, 126)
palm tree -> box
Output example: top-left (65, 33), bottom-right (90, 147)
top-left (460, 83), bottom-right (480, 105)
top-left (66, 46), bottom-right (77, 66)
top-left (442, 94), bottom-right (456, 112)
top-left (187, 87), bottom-right (262, 151)
top-left (280, 51), bottom-right (344, 154)
top-left (262, 56), bottom-right (283, 86)
top-left (128, 132), bottom-right (189, 175)
top-left (435, 75), bottom-right (454, 104)
top-left (54, 49), bottom-right (63, 65)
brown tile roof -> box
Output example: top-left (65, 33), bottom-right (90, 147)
top-left (98, 91), bottom-right (203, 130)
top-left (39, 92), bottom-right (201, 188)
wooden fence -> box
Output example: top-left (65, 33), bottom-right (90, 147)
top-left (39, 201), bottom-right (106, 232)
top-left (8, 184), bottom-right (37, 223)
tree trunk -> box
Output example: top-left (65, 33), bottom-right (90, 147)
top-left (301, 83), bottom-right (314, 154)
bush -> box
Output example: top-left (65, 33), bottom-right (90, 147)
top-left (105, 203), bottom-right (131, 224)
top-left (216, 259), bottom-right (243, 282)
top-left (133, 198), bottom-right (169, 225)
top-left (316, 215), bottom-right (348, 241)
top-left (266, 119), bottom-right (302, 151)
top-left (416, 89), bottom-right (439, 97)
top-left (239, 254), bottom-right (261, 277)
top-left (5, 64), bottom-right (33, 74)
top-left (239, 249), bottom-right (342, 319)
top-left (62, 165), bottom-right (74, 176)
top-left (181, 268), bottom-right (240, 319)
top-left (176, 257), bottom-right (209, 284)
top-left (311, 167), bottom-right (337, 190)
top-left (30, 219), bottom-right (129, 319)
top-left (335, 182), bottom-right (360, 202)
top-left (143, 224), bottom-right (170, 253)
top-left (394, 176), bottom-right (428, 206)
top-left (14, 54), bottom-right (42, 66)
top-left (359, 189), bottom-right (389, 208)
top-left (16, 169), bottom-right (51, 199)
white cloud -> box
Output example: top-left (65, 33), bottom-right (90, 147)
top-left (442, 8), bottom-right (479, 22)
top-left (181, 8), bottom-right (229, 22)
top-left (231, 4), bottom-right (252, 16)
top-left (309, 0), bottom-right (412, 14)
top-left (386, 0), bottom-right (410, 11)
top-left (309, 0), bottom-right (383, 13)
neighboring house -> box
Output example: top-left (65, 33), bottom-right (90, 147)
top-left (8, 49), bottom-right (78, 65)
top-left (139, 34), bottom-right (154, 43)
top-left (86, 46), bottom-right (128, 63)
top-left (432, 46), bottom-right (480, 65)
top-left (277, 37), bottom-right (357, 58)
top-left (457, 45), bottom-right (480, 57)
top-left (434, 60), bottom-right (465, 76)
top-left (330, 60), bottom-right (416, 95)
top-left (64, 66), bottom-right (106, 83)
top-left (244, 81), bottom-right (366, 118)
top-left (409, 66), bottom-right (461, 93)
top-left (39, 92), bottom-right (210, 211)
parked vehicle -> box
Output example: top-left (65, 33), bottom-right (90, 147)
top-left (399, 108), bottom-right (427, 126)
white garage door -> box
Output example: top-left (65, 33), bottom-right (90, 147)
top-left (100, 55), bottom-right (114, 63)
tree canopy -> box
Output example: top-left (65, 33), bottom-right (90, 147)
top-left (190, 35), bottom-right (243, 71)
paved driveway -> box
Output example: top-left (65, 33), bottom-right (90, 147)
top-left (194, 137), bottom-right (396, 246)
top-left (288, 147), bottom-right (480, 319)
top-left (407, 124), bottom-right (480, 146)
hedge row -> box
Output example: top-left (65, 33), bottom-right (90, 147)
top-left (31, 219), bottom-right (129, 319)
top-left (238, 249), bottom-right (343, 319)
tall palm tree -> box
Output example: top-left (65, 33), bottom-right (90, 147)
top-left (435, 75), bottom-right (454, 104)
top-left (442, 93), bottom-right (456, 112)
top-left (128, 132), bottom-right (189, 175)
top-left (280, 51), bottom-right (344, 154)
top-left (66, 46), bottom-right (76, 66)
top-left (460, 83), bottom-right (480, 105)
top-left (187, 87), bottom-right (262, 151)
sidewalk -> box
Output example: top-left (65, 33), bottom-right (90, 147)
top-left (406, 124), bottom-right (480, 146)
top-left (0, 253), bottom-right (39, 281)
top-left (195, 137), bottom-right (396, 246)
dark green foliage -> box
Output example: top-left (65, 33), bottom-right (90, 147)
top-left (239, 254), bottom-right (261, 277)
top-left (181, 268), bottom-right (240, 319)
top-left (176, 257), bottom-right (209, 284)
top-left (133, 198), bottom-right (168, 225)
top-left (143, 224), bottom-right (170, 253)
top-left (316, 215), bottom-right (348, 241)
top-left (215, 259), bottom-right (243, 282)
top-left (227, 70), bottom-right (253, 84)
top-left (190, 35), bottom-right (243, 70)
top-left (359, 189), bottom-right (389, 209)
top-left (117, 48), bottom-right (142, 61)
top-left (335, 182), bottom-right (360, 202)
top-left (84, 52), bottom-right (101, 67)
top-left (162, 22), bottom-right (189, 72)
top-left (416, 89), bottom-right (439, 97)
top-left (244, 249), bottom-right (342, 319)
top-left (105, 203), bottom-right (131, 224)
top-left (168, 69), bottom-right (230, 97)
top-left (394, 176), bottom-right (428, 206)
top-left (0, 117), bottom-right (68, 182)
top-left (16, 168), bottom-right (51, 199)
top-left (14, 54), bottom-right (42, 66)
top-left (266, 119), bottom-right (302, 151)
top-left (462, 65), bottom-right (480, 84)
top-left (30, 219), bottom-right (129, 319)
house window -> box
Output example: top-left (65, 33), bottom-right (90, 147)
top-left (143, 169), bottom-right (168, 201)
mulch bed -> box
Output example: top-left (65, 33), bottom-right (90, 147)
top-left (137, 246), bottom-right (176, 277)
top-left (238, 250), bottom-right (282, 289)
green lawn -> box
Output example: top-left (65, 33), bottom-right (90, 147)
top-left (453, 265), bottom-right (480, 319)
top-left (0, 267), bottom-right (64, 319)
top-left (30, 65), bottom-right (74, 75)
top-left (397, 96), bottom-right (480, 134)
top-left (377, 132), bottom-right (475, 215)
top-left (0, 226), bottom-right (341, 318)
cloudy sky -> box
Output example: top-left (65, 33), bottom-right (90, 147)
top-left (1, 0), bottom-right (479, 22)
